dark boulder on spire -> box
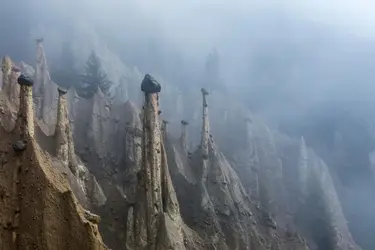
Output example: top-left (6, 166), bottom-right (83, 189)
top-left (141, 74), bottom-right (161, 93)
top-left (201, 88), bottom-right (209, 95)
top-left (181, 120), bottom-right (189, 125)
top-left (17, 74), bottom-right (34, 86)
top-left (58, 86), bottom-right (68, 95)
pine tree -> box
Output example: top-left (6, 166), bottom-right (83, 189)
top-left (77, 51), bottom-right (111, 99)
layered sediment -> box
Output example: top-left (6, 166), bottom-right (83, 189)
top-left (0, 74), bottom-right (107, 250)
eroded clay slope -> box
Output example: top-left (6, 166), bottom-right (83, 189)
top-left (0, 133), bottom-right (107, 249)
top-left (0, 74), bottom-right (107, 249)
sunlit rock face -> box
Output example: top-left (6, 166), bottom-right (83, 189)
top-left (0, 57), bottom-right (22, 131)
top-left (0, 73), bottom-right (108, 250)
top-left (128, 74), bottom-right (190, 250)
top-left (11, 43), bottom-right (109, 214)
top-left (1, 56), bottom-right (20, 110)
top-left (1, 50), bottom-right (107, 222)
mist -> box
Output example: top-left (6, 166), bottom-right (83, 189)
top-left (2, 0), bottom-right (375, 249)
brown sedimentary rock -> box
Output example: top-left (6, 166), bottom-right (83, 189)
top-left (0, 71), bottom-right (107, 249)
top-left (14, 75), bottom-right (34, 140)
top-left (53, 85), bottom-right (79, 175)
top-left (1, 56), bottom-right (12, 96)
top-left (134, 74), bottom-right (163, 249)
top-left (35, 39), bottom-right (44, 118)
top-left (1, 56), bottom-right (20, 108)
top-left (133, 74), bottom-right (186, 250)
top-left (55, 87), bottom-right (69, 167)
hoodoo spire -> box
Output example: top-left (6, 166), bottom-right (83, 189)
top-left (35, 38), bottom-right (45, 118)
top-left (200, 88), bottom-right (210, 159)
top-left (181, 120), bottom-right (189, 154)
top-left (35, 37), bottom-right (57, 125)
top-left (133, 74), bottom-right (186, 249)
top-left (15, 74), bottom-right (35, 140)
top-left (1, 56), bottom-right (20, 106)
top-left (54, 86), bottom-right (78, 175)
top-left (55, 87), bottom-right (69, 167)
top-left (1, 56), bottom-right (12, 95)
top-left (136, 73), bottom-right (163, 248)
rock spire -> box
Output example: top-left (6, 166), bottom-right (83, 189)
top-left (55, 87), bottom-right (69, 166)
top-left (200, 88), bottom-right (210, 159)
top-left (2, 56), bottom-right (20, 107)
top-left (55, 86), bottom-right (78, 175)
top-left (35, 38), bottom-right (58, 124)
top-left (15, 75), bottom-right (35, 140)
top-left (132, 74), bottom-right (186, 249)
top-left (181, 120), bottom-right (189, 154)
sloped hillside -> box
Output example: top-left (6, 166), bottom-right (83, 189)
top-left (0, 65), bottom-right (107, 249)
top-left (0, 37), bottom-right (363, 250)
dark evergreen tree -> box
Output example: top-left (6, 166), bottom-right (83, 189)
top-left (77, 51), bottom-right (111, 99)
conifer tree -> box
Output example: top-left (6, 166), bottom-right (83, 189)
top-left (77, 51), bottom-right (111, 99)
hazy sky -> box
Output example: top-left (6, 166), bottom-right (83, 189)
top-left (76, 0), bottom-right (375, 36)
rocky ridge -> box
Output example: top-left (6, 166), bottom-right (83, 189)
top-left (0, 38), bottom-right (362, 249)
top-left (0, 62), bottom-right (107, 249)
